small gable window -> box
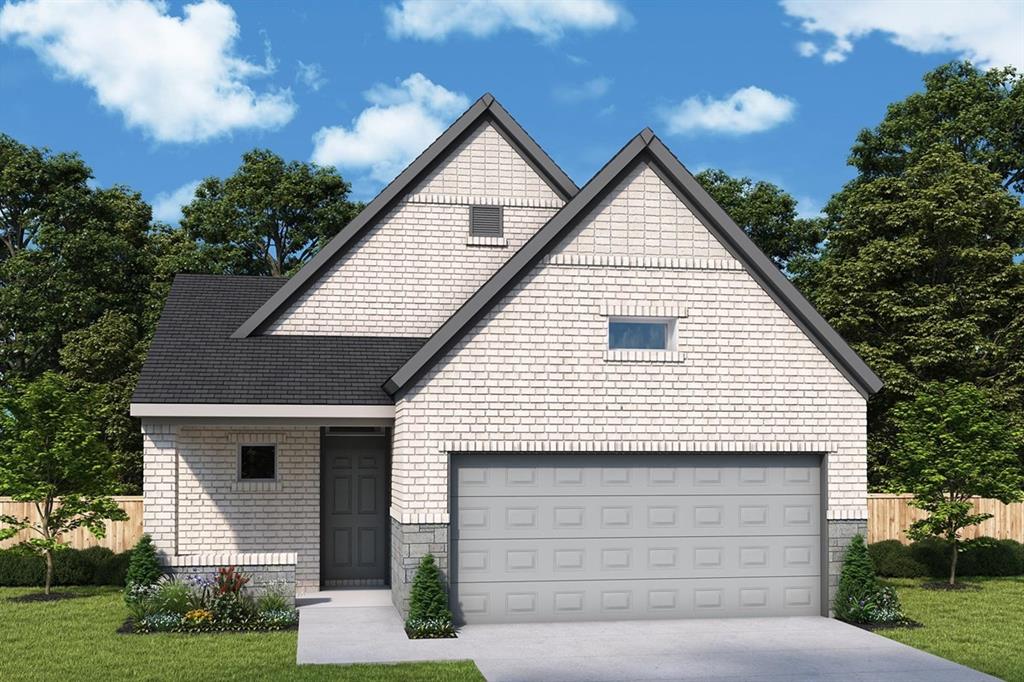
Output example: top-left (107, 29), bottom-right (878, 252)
top-left (239, 444), bottom-right (276, 480)
top-left (470, 205), bottom-right (503, 238)
top-left (608, 318), bottom-right (675, 351)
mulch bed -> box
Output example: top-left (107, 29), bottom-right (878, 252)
top-left (920, 582), bottom-right (981, 591)
top-left (7, 592), bottom-right (85, 603)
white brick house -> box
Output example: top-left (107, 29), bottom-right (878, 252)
top-left (132, 94), bottom-right (881, 623)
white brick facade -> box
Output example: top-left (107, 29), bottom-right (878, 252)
top-left (141, 422), bottom-right (322, 592)
top-left (266, 122), bottom-right (563, 336)
top-left (391, 161), bottom-right (868, 523)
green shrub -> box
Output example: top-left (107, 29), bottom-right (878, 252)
top-left (404, 554), bottom-right (455, 638)
top-left (152, 577), bottom-right (192, 615)
top-left (0, 548), bottom-right (44, 586)
top-left (909, 537), bottom-right (949, 577)
top-left (53, 548), bottom-right (95, 585)
top-left (868, 540), bottom-right (928, 577)
top-left (256, 589), bottom-right (290, 613)
top-left (834, 534), bottom-right (906, 624)
top-left (907, 536), bottom-right (1024, 578)
top-left (125, 534), bottom-right (161, 590)
top-left (95, 550), bottom-right (132, 586)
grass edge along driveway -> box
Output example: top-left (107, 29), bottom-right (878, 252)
top-left (0, 586), bottom-right (483, 682)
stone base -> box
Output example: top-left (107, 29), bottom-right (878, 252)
top-left (390, 518), bottom-right (449, 616)
top-left (827, 519), bottom-right (867, 613)
top-left (162, 552), bottom-right (297, 604)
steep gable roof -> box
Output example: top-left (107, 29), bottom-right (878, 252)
top-left (232, 93), bottom-right (578, 339)
top-left (384, 129), bottom-right (883, 399)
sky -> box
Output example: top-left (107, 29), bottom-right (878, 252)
top-left (1, 0), bottom-right (1022, 224)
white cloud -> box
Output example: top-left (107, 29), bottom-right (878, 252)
top-left (296, 61), bottom-right (326, 91)
top-left (660, 86), bottom-right (796, 136)
top-left (554, 76), bottom-right (612, 102)
top-left (796, 40), bottom-right (818, 57)
top-left (385, 0), bottom-right (630, 42)
top-left (0, 0), bottom-right (296, 142)
top-left (152, 180), bottom-right (201, 224)
top-left (782, 0), bottom-right (1024, 69)
top-left (311, 73), bottom-right (469, 184)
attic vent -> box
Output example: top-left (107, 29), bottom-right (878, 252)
top-left (470, 205), bottom-right (503, 238)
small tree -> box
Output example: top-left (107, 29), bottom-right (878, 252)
top-left (891, 381), bottom-right (1024, 585)
top-left (124, 534), bottom-right (161, 591)
top-left (0, 372), bottom-right (128, 593)
top-left (405, 554), bottom-right (454, 638)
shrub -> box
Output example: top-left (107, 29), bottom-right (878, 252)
top-left (405, 554), bottom-right (455, 638)
top-left (834, 534), bottom-right (906, 625)
top-left (0, 548), bottom-right (44, 586)
top-left (909, 537), bottom-right (950, 577)
top-left (152, 577), bottom-right (192, 615)
top-left (256, 589), bottom-right (290, 613)
top-left (868, 540), bottom-right (928, 578)
top-left (125, 534), bottom-right (161, 590)
top-left (95, 550), bottom-right (132, 586)
top-left (53, 548), bottom-right (95, 586)
top-left (907, 536), bottom-right (1024, 578)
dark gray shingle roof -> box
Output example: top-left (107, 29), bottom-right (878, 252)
top-left (133, 274), bottom-right (425, 405)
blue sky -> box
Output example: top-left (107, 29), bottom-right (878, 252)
top-left (1, 0), bottom-right (1022, 223)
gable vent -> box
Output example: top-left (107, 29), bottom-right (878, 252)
top-left (470, 205), bottom-right (503, 238)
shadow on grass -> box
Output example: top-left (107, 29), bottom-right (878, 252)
top-left (7, 586), bottom-right (117, 603)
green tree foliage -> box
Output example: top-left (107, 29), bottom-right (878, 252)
top-left (0, 372), bottom-right (128, 593)
top-left (124, 534), bottom-right (161, 592)
top-left (405, 554), bottom-right (454, 637)
top-left (890, 382), bottom-right (1024, 585)
top-left (181, 149), bottom-right (361, 277)
top-left (695, 168), bottom-right (823, 271)
top-left (800, 141), bottom-right (1024, 484)
top-left (848, 62), bottom-right (1024, 193)
top-left (833, 534), bottom-right (878, 619)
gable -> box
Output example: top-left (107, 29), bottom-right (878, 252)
top-left (385, 130), bottom-right (882, 398)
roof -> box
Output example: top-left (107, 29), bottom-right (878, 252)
top-left (384, 128), bottom-right (884, 400)
top-left (133, 274), bottom-right (425, 405)
top-left (230, 93), bottom-right (579, 340)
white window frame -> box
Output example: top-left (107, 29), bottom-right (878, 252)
top-left (599, 304), bottom-right (687, 363)
top-left (607, 316), bottom-right (677, 351)
top-left (237, 443), bottom-right (278, 482)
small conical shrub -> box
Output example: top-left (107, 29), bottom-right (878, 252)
top-left (833, 533), bottom-right (905, 624)
top-left (405, 554), bottom-right (455, 638)
top-left (124, 534), bottom-right (162, 592)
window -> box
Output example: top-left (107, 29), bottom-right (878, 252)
top-left (608, 318), bottom-right (674, 350)
top-left (470, 205), bottom-right (503, 238)
top-left (239, 445), bottom-right (276, 480)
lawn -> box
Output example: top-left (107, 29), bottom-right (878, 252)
top-left (880, 577), bottom-right (1024, 682)
top-left (0, 587), bottom-right (483, 682)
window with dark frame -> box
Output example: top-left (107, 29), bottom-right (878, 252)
top-left (239, 445), bottom-right (276, 480)
top-left (470, 205), bottom-right (503, 238)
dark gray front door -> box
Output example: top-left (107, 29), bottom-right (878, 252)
top-left (322, 432), bottom-right (389, 586)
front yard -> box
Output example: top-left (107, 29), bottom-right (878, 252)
top-left (879, 577), bottom-right (1024, 681)
top-left (0, 587), bottom-right (483, 682)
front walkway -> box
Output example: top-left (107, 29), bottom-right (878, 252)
top-left (296, 590), bottom-right (995, 681)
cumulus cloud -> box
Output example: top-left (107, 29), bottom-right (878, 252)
top-left (796, 40), bottom-right (818, 57)
top-left (311, 73), bottom-right (469, 184)
top-left (385, 0), bottom-right (630, 42)
top-left (0, 0), bottom-right (296, 143)
top-left (782, 0), bottom-right (1024, 68)
top-left (152, 179), bottom-right (201, 224)
top-left (296, 61), bottom-right (326, 92)
top-left (660, 87), bottom-right (796, 136)
top-left (553, 76), bottom-right (612, 102)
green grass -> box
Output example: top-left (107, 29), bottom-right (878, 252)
top-left (0, 587), bottom-right (483, 682)
top-left (879, 577), bottom-right (1024, 682)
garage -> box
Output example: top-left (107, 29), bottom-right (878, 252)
top-left (451, 453), bottom-right (824, 623)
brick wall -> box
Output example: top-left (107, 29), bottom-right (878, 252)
top-left (141, 422), bottom-right (322, 593)
top-left (391, 160), bottom-right (868, 524)
top-left (266, 122), bottom-right (563, 337)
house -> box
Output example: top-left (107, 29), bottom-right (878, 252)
top-left (131, 94), bottom-right (881, 624)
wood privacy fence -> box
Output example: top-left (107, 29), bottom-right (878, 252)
top-left (868, 494), bottom-right (1024, 544)
top-left (0, 497), bottom-right (143, 553)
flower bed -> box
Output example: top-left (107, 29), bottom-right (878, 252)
top-left (125, 565), bottom-right (297, 635)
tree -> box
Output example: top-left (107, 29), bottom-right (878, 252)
top-left (695, 168), bottom-right (822, 271)
top-left (800, 144), bottom-right (1024, 484)
top-left (890, 382), bottom-right (1024, 586)
top-left (0, 372), bottom-right (128, 594)
top-left (405, 554), bottom-right (454, 637)
top-left (180, 149), bottom-right (361, 277)
top-left (849, 62), bottom-right (1024, 193)
top-left (0, 133), bottom-right (92, 260)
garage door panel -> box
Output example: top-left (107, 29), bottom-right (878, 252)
top-left (452, 576), bottom-right (821, 623)
top-left (456, 536), bottom-right (820, 582)
top-left (456, 494), bottom-right (820, 539)
top-left (456, 454), bottom-right (820, 497)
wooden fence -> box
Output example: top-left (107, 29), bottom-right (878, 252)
top-left (0, 496), bottom-right (143, 553)
top-left (868, 494), bottom-right (1024, 544)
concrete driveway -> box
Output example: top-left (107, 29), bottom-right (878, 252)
top-left (296, 590), bottom-right (996, 681)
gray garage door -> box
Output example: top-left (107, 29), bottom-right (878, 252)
top-left (451, 453), bottom-right (822, 623)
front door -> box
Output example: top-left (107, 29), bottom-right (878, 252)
top-left (322, 431), bottom-right (389, 586)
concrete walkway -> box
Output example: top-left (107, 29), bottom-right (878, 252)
top-left (296, 590), bottom-right (996, 681)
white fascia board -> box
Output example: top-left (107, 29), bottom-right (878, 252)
top-left (130, 403), bottom-right (395, 419)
